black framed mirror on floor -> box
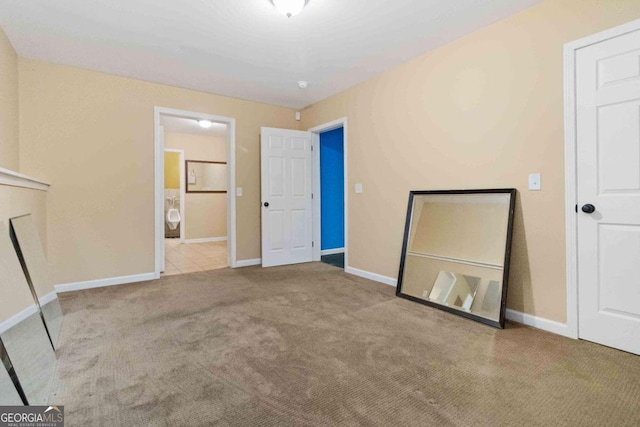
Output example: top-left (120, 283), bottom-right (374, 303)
top-left (396, 189), bottom-right (516, 328)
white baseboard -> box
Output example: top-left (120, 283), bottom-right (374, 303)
top-left (236, 258), bottom-right (261, 267)
top-left (0, 304), bottom-right (38, 335)
top-left (505, 309), bottom-right (571, 337)
top-left (343, 265), bottom-right (571, 339)
top-left (39, 291), bottom-right (57, 306)
top-left (55, 272), bottom-right (156, 293)
top-left (184, 237), bottom-right (227, 244)
top-left (321, 248), bottom-right (345, 256)
top-left (345, 266), bottom-right (397, 287)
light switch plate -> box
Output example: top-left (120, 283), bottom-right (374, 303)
top-left (355, 183), bottom-right (363, 194)
top-left (528, 173), bottom-right (541, 191)
top-left (236, 187), bottom-right (243, 197)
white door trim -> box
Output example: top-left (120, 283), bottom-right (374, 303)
top-left (154, 107), bottom-right (237, 277)
top-left (309, 117), bottom-right (348, 270)
top-left (564, 18), bottom-right (640, 340)
top-left (164, 147), bottom-right (186, 244)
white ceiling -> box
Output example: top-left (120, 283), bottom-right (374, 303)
top-left (0, 0), bottom-right (542, 109)
top-left (161, 115), bottom-right (228, 136)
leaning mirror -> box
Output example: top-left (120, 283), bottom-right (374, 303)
top-left (10, 215), bottom-right (64, 348)
top-left (186, 160), bottom-right (227, 193)
top-left (0, 225), bottom-right (57, 405)
top-left (396, 189), bottom-right (516, 328)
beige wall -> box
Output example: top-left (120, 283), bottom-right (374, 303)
top-left (0, 27), bottom-right (50, 324)
top-left (165, 132), bottom-right (228, 240)
top-left (19, 59), bottom-right (299, 285)
top-left (0, 27), bottom-right (19, 171)
top-left (301, 0), bottom-right (640, 323)
top-left (0, 186), bottom-right (48, 323)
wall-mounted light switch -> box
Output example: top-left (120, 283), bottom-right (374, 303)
top-left (355, 183), bottom-right (363, 194)
top-left (528, 173), bottom-right (541, 191)
top-left (236, 187), bottom-right (243, 197)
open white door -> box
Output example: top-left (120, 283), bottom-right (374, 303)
top-left (576, 26), bottom-right (640, 355)
top-left (261, 127), bottom-right (313, 267)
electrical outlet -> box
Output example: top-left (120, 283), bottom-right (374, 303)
top-left (236, 187), bottom-right (243, 197)
top-left (422, 290), bottom-right (429, 298)
top-left (355, 183), bottom-right (363, 194)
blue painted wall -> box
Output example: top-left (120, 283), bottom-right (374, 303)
top-left (320, 127), bottom-right (344, 250)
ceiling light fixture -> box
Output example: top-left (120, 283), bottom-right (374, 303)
top-left (198, 119), bottom-right (213, 129)
top-left (269, 0), bottom-right (310, 18)
top-left (298, 81), bottom-right (308, 89)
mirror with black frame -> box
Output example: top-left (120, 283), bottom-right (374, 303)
top-left (186, 160), bottom-right (227, 193)
top-left (396, 189), bottom-right (516, 328)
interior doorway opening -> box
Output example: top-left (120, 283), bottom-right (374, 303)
top-left (310, 117), bottom-right (348, 270)
top-left (318, 127), bottom-right (345, 269)
top-left (154, 107), bottom-right (237, 277)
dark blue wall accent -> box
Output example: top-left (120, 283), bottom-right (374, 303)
top-left (320, 127), bottom-right (344, 250)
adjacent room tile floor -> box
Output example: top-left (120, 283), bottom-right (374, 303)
top-left (163, 239), bottom-right (227, 275)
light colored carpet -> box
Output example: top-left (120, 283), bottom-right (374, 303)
top-left (50, 263), bottom-right (640, 426)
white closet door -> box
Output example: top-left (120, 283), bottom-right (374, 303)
top-left (576, 28), bottom-right (640, 355)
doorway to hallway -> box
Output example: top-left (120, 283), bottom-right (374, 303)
top-left (318, 127), bottom-right (345, 269)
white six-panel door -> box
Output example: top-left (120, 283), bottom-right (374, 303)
top-left (576, 27), bottom-right (640, 355)
top-left (261, 127), bottom-right (313, 267)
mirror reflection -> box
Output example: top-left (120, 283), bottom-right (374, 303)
top-left (397, 190), bottom-right (515, 327)
top-left (1, 312), bottom-right (57, 405)
top-left (10, 215), bottom-right (64, 348)
top-left (186, 160), bottom-right (227, 193)
top-left (0, 341), bottom-right (24, 405)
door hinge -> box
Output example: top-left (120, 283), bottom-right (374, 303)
top-left (311, 145), bottom-right (314, 151)
top-left (312, 241), bottom-right (314, 247)
top-left (312, 193), bottom-right (314, 199)
top-left (575, 204), bottom-right (578, 213)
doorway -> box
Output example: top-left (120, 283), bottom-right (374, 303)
top-left (318, 127), bottom-right (345, 269)
top-left (163, 148), bottom-right (185, 243)
top-left (311, 117), bottom-right (348, 270)
top-left (154, 107), bottom-right (237, 277)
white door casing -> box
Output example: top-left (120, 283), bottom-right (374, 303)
top-left (160, 126), bottom-right (166, 272)
top-left (575, 26), bottom-right (640, 355)
top-left (261, 127), bottom-right (313, 267)
top-left (309, 117), bottom-right (348, 265)
top-left (154, 107), bottom-right (237, 276)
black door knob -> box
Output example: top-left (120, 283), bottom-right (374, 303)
top-left (263, 202), bottom-right (269, 207)
top-left (581, 204), bottom-right (596, 214)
